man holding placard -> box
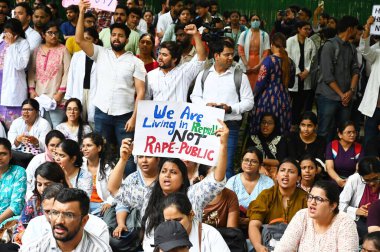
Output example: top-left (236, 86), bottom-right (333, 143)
top-left (191, 39), bottom-right (254, 179)
top-left (75, 0), bottom-right (146, 175)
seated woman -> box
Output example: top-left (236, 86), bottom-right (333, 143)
top-left (54, 139), bottom-right (92, 197)
top-left (298, 154), bottom-right (320, 193)
top-left (248, 112), bottom-right (287, 178)
top-left (339, 156), bottom-right (380, 242)
top-left (81, 132), bottom-right (114, 216)
top-left (163, 192), bottom-right (230, 251)
top-left (197, 164), bottom-right (239, 228)
top-left (286, 111), bottom-right (326, 163)
top-left (247, 158), bottom-right (308, 252)
top-left (55, 98), bottom-right (92, 143)
top-left (108, 122), bottom-right (229, 251)
top-left (326, 121), bottom-right (363, 188)
top-left (0, 138), bottom-right (26, 226)
top-left (368, 200), bottom-right (380, 233)
top-left (275, 180), bottom-right (359, 252)
top-left (25, 130), bottom-right (65, 199)
top-left (13, 162), bottom-right (68, 244)
top-left (226, 147), bottom-right (274, 229)
top-left (8, 99), bottom-right (52, 168)
top-left (361, 232), bottom-right (380, 252)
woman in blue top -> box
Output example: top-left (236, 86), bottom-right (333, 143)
top-left (0, 137), bottom-right (26, 226)
top-left (226, 147), bottom-right (273, 229)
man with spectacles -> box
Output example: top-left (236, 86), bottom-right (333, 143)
top-left (20, 187), bottom-right (111, 252)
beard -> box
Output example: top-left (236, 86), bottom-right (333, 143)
top-left (159, 62), bottom-right (173, 69)
top-left (111, 41), bottom-right (126, 52)
top-left (53, 223), bottom-right (82, 242)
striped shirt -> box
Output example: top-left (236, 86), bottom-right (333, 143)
top-left (19, 230), bottom-right (112, 252)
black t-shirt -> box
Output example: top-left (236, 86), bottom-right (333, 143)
top-left (285, 132), bottom-right (327, 161)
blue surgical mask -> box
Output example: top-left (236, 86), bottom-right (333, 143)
top-left (251, 20), bottom-right (260, 29)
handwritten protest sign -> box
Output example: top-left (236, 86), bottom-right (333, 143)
top-left (133, 101), bottom-right (225, 166)
top-left (62, 0), bottom-right (117, 12)
top-left (371, 5), bottom-right (380, 35)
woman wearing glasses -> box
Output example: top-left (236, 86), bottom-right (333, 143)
top-left (55, 98), bottom-right (92, 143)
top-left (226, 147), bottom-right (273, 229)
top-left (339, 156), bottom-right (380, 242)
top-left (325, 121), bottom-right (363, 188)
top-left (274, 180), bottom-right (358, 252)
top-left (28, 21), bottom-right (71, 128)
top-left (8, 99), bottom-right (51, 168)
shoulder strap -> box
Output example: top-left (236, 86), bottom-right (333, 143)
top-left (234, 66), bottom-right (243, 101)
top-left (201, 67), bottom-right (212, 94)
top-left (354, 143), bottom-right (362, 160)
top-left (332, 39), bottom-right (340, 65)
top-left (331, 140), bottom-right (339, 159)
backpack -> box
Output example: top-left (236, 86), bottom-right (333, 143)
top-left (331, 139), bottom-right (361, 160)
top-left (217, 227), bottom-right (247, 252)
top-left (201, 66), bottom-right (243, 100)
top-left (261, 219), bottom-right (288, 251)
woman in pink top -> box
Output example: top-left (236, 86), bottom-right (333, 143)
top-left (274, 180), bottom-right (359, 252)
top-left (28, 21), bottom-right (71, 128)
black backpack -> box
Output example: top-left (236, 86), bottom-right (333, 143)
top-left (217, 227), bottom-right (248, 252)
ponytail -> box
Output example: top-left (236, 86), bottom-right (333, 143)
top-left (279, 47), bottom-right (290, 88)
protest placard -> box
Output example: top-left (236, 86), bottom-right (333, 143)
top-left (62, 0), bottom-right (117, 12)
top-left (133, 101), bottom-right (225, 166)
top-left (371, 5), bottom-right (380, 35)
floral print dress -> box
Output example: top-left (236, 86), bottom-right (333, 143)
top-left (250, 55), bottom-right (294, 135)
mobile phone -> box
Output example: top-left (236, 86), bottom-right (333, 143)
top-left (215, 105), bottom-right (224, 109)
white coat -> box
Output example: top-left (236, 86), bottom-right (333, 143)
top-left (0, 36), bottom-right (30, 106)
top-left (286, 34), bottom-right (316, 91)
top-left (65, 50), bottom-right (97, 122)
top-left (358, 37), bottom-right (380, 117)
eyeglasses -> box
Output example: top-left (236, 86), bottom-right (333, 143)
top-left (242, 158), bottom-right (259, 165)
top-left (343, 131), bottom-right (357, 135)
top-left (22, 108), bottom-right (35, 112)
top-left (260, 120), bottom-right (274, 126)
top-left (46, 31), bottom-right (59, 37)
top-left (67, 107), bottom-right (79, 112)
top-left (306, 194), bottom-right (330, 204)
top-left (360, 176), bottom-right (380, 185)
top-left (49, 209), bottom-right (80, 220)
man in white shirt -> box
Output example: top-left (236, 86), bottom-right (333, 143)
top-left (76, 0), bottom-right (146, 174)
top-left (20, 188), bottom-right (111, 252)
top-left (145, 24), bottom-right (206, 102)
top-left (13, 2), bottom-right (41, 52)
top-left (156, 0), bottom-right (183, 39)
top-left (191, 40), bottom-right (254, 179)
top-left (22, 184), bottom-right (109, 245)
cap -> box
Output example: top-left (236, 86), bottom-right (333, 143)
top-left (152, 221), bottom-right (192, 252)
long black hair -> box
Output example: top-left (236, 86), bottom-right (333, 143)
top-left (62, 98), bottom-right (84, 144)
top-left (33, 162), bottom-right (69, 200)
top-left (142, 158), bottom-right (190, 235)
top-left (82, 132), bottom-right (115, 180)
top-left (58, 139), bottom-right (83, 168)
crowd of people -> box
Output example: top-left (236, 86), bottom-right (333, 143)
top-left (0, 0), bottom-right (379, 251)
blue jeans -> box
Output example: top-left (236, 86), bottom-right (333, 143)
top-left (226, 121), bottom-right (240, 179)
top-left (364, 107), bottom-right (380, 146)
top-left (94, 107), bottom-right (136, 176)
top-left (317, 95), bottom-right (353, 143)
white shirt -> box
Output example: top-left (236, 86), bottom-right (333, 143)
top-left (137, 18), bottom-right (148, 33)
top-left (90, 45), bottom-right (146, 116)
top-left (0, 37), bottom-right (30, 106)
top-left (191, 65), bottom-right (254, 121)
top-left (65, 50), bottom-right (97, 122)
top-left (188, 220), bottom-right (230, 252)
top-left (156, 11), bottom-right (173, 34)
top-left (22, 214), bottom-right (110, 245)
top-left (286, 34), bottom-right (317, 91)
top-left (25, 26), bottom-right (42, 52)
top-left (146, 55), bottom-right (205, 102)
top-left (8, 116), bottom-right (51, 152)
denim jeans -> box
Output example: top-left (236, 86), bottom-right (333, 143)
top-left (364, 107), bottom-right (380, 147)
top-left (317, 95), bottom-right (353, 143)
top-left (225, 120), bottom-right (240, 179)
top-left (94, 107), bottom-right (136, 176)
